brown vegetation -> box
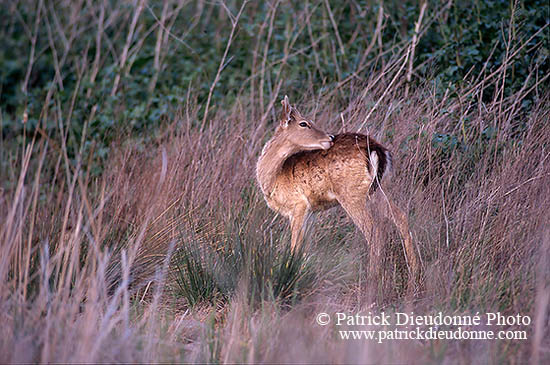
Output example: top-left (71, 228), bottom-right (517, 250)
top-left (1, 75), bottom-right (549, 361)
top-left (257, 96), bottom-right (420, 293)
top-left (1, 0), bottom-right (548, 363)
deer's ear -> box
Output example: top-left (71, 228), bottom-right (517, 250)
top-left (280, 95), bottom-right (292, 128)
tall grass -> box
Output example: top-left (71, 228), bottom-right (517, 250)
top-left (2, 78), bottom-right (548, 362)
top-left (1, 0), bottom-right (549, 363)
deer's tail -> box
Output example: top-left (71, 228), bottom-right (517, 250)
top-left (368, 146), bottom-right (392, 194)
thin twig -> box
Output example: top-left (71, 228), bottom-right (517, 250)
top-left (405, 1), bottom-right (427, 98)
top-left (145, 1), bottom-right (196, 54)
top-left (260, 1), bottom-right (279, 115)
top-left (202, 1), bottom-right (248, 126)
top-left (358, 3), bottom-right (384, 69)
top-left (111, 0), bottom-right (145, 96)
top-left (358, 48), bottom-right (410, 131)
top-left (148, 1), bottom-right (169, 94)
top-left (22, 0), bottom-right (44, 95)
top-left (87, 0), bottom-right (105, 98)
top-left (323, 0), bottom-right (345, 55)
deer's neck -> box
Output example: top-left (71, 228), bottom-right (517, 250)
top-left (256, 135), bottom-right (298, 195)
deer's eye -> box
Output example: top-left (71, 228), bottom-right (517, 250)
top-left (299, 122), bottom-right (308, 128)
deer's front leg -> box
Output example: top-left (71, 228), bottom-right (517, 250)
top-left (289, 203), bottom-right (309, 252)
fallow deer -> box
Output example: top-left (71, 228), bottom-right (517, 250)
top-left (256, 96), bottom-right (420, 289)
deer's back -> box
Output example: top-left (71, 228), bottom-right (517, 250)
top-left (274, 133), bottom-right (390, 212)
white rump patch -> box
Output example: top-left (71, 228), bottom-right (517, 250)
top-left (369, 151), bottom-right (379, 177)
top-left (368, 151), bottom-right (379, 190)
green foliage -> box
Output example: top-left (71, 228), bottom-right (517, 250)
top-left (170, 219), bottom-right (317, 308)
top-left (172, 243), bottom-right (222, 307)
top-left (0, 0), bottom-right (546, 173)
top-left (418, 0), bottom-right (548, 97)
top-left (243, 240), bottom-right (316, 306)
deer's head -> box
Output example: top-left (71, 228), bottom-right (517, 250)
top-left (277, 95), bottom-right (334, 151)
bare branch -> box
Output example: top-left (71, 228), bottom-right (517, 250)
top-left (405, 1), bottom-right (427, 98)
top-left (111, 0), bottom-right (145, 96)
top-left (202, 0), bottom-right (248, 126)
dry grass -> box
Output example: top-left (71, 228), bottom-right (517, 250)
top-left (1, 1), bottom-right (549, 363)
top-left (1, 76), bottom-right (549, 362)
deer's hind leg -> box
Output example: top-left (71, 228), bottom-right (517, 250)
top-left (383, 198), bottom-right (420, 293)
top-left (337, 193), bottom-right (420, 296)
top-left (335, 195), bottom-right (382, 282)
